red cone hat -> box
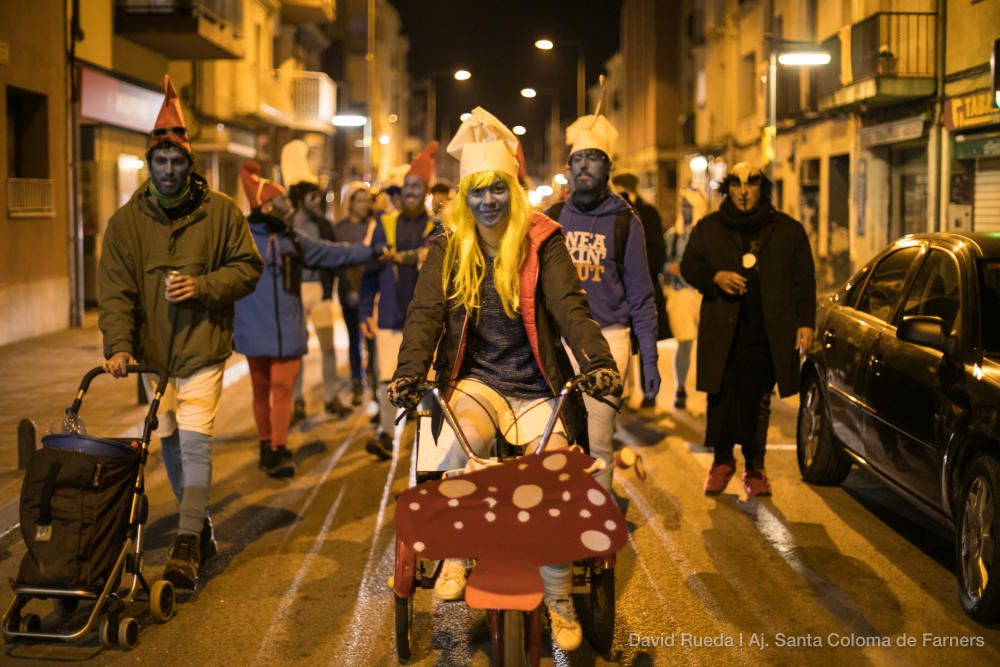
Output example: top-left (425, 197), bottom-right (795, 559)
top-left (240, 161), bottom-right (286, 210)
top-left (406, 141), bottom-right (438, 185)
top-left (148, 74), bottom-right (192, 155)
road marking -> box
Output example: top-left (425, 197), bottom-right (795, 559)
top-left (254, 485), bottom-right (347, 665)
top-left (333, 430), bottom-right (403, 663)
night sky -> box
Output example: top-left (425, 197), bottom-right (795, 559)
top-left (389, 0), bottom-right (622, 180)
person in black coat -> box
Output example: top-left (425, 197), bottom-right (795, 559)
top-left (680, 162), bottom-right (816, 497)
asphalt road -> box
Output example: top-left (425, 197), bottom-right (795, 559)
top-left (1, 341), bottom-right (999, 666)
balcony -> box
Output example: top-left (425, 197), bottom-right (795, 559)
top-left (281, 0), bottom-right (335, 25)
top-left (115, 0), bottom-right (244, 60)
top-left (7, 179), bottom-right (55, 219)
top-left (287, 71), bottom-right (337, 135)
top-left (817, 12), bottom-right (936, 112)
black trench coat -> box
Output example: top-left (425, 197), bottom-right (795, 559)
top-left (680, 209), bottom-right (816, 398)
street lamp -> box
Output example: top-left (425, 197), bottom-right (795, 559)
top-left (424, 69), bottom-right (473, 142)
top-left (512, 125), bottom-right (527, 136)
top-left (454, 69), bottom-right (472, 81)
top-left (520, 88), bottom-right (537, 99)
top-left (534, 37), bottom-right (585, 117)
top-left (764, 38), bottom-right (830, 171)
top-left (521, 86), bottom-right (561, 181)
top-left (332, 114), bottom-right (368, 127)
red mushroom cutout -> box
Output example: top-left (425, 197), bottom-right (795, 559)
top-left (395, 447), bottom-right (627, 611)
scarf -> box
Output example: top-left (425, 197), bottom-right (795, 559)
top-left (149, 177), bottom-right (192, 209)
top-left (719, 197), bottom-right (774, 235)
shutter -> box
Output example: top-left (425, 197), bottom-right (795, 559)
top-left (974, 157), bottom-right (1000, 232)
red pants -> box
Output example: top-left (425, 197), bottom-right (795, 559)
top-left (247, 356), bottom-right (303, 447)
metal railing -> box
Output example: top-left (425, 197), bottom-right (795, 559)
top-left (851, 12), bottom-right (936, 80)
top-left (7, 178), bottom-right (55, 218)
top-left (289, 71), bottom-right (337, 132)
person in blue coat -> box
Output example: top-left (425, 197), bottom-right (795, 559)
top-left (235, 161), bottom-right (382, 478)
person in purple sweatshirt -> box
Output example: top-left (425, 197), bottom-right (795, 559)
top-left (545, 109), bottom-right (660, 491)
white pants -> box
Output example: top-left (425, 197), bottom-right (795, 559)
top-left (564, 325), bottom-right (631, 491)
top-left (297, 282), bottom-right (338, 403)
top-left (143, 362), bottom-right (225, 437)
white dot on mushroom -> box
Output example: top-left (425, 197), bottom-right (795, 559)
top-left (518, 511), bottom-right (530, 522)
top-left (605, 520), bottom-right (616, 531)
top-left (580, 530), bottom-right (611, 552)
top-left (512, 484), bottom-right (543, 509)
top-left (559, 473), bottom-right (570, 482)
top-left (549, 509), bottom-right (560, 517)
top-left (518, 463), bottom-right (528, 471)
top-left (587, 488), bottom-right (607, 506)
top-left (454, 521), bottom-right (463, 530)
top-left (419, 489), bottom-right (428, 495)
top-left (485, 511), bottom-right (496, 522)
top-left (448, 499), bottom-right (459, 507)
top-left (580, 509), bottom-right (591, 518)
top-left (542, 453), bottom-right (567, 470)
top-left (562, 491), bottom-right (571, 502)
top-left (483, 496), bottom-right (497, 508)
top-left (438, 479), bottom-right (477, 498)
top-left (414, 541), bottom-right (426, 552)
top-left (488, 486), bottom-right (497, 492)
top-left (409, 502), bottom-right (421, 511)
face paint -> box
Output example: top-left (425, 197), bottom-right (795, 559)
top-left (401, 173), bottom-right (428, 214)
top-left (466, 177), bottom-right (511, 228)
top-left (728, 162), bottom-right (762, 213)
top-left (569, 149), bottom-right (610, 196)
top-left (149, 145), bottom-right (192, 196)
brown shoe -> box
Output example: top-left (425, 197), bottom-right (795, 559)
top-left (704, 462), bottom-right (736, 495)
top-left (742, 469), bottom-right (772, 497)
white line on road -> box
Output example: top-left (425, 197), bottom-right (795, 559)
top-left (254, 484), bottom-right (347, 665)
top-left (333, 429), bottom-right (403, 663)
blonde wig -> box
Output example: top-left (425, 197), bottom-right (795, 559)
top-left (442, 170), bottom-right (532, 319)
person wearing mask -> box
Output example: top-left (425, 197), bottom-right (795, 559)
top-left (280, 140), bottom-right (349, 422)
top-left (663, 186), bottom-right (708, 410)
top-left (359, 142), bottom-right (440, 460)
top-left (98, 76), bottom-right (263, 589)
top-left (387, 107), bottom-right (621, 651)
top-left (235, 162), bottom-right (383, 478)
top-left (681, 163), bottom-right (816, 497)
top-left (334, 182), bottom-right (378, 406)
top-left (611, 171), bottom-right (670, 408)
top-left (545, 100), bottom-right (660, 493)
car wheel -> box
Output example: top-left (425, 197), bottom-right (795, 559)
top-left (796, 373), bottom-right (851, 485)
top-left (956, 455), bottom-right (1000, 622)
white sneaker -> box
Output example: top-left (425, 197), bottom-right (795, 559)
top-left (545, 597), bottom-right (582, 651)
top-left (434, 558), bottom-right (468, 601)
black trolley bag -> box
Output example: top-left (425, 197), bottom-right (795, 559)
top-left (2, 365), bottom-right (178, 651)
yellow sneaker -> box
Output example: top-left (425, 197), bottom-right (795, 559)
top-left (545, 597), bottom-right (582, 651)
top-left (433, 558), bottom-right (468, 601)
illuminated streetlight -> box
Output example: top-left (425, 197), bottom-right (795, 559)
top-left (777, 51), bottom-right (831, 66)
top-left (689, 155), bottom-right (709, 173)
top-left (534, 38), bottom-right (554, 50)
top-left (333, 114), bottom-right (368, 127)
top-left (536, 185), bottom-right (554, 197)
top-left (387, 113), bottom-right (399, 124)
top-left (379, 134), bottom-right (391, 145)
top-left (554, 173), bottom-right (568, 185)
top-left (520, 88), bottom-right (537, 98)
top-left (454, 69), bottom-right (472, 81)
top-left (460, 112), bottom-right (471, 122)
top-left (512, 125), bottom-right (526, 136)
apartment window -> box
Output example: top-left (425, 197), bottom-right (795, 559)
top-left (6, 86), bottom-right (49, 178)
top-left (739, 52), bottom-right (756, 118)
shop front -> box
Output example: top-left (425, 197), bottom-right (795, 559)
top-left (945, 89), bottom-right (1000, 233)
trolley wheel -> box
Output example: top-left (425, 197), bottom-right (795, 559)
top-left (19, 613), bottom-right (41, 633)
top-left (394, 594), bottom-right (413, 662)
top-left (150, 579), bottom-right (175, 623)
top-left (99, 617), bottom-right (116, 649)
top-left (499, 609), bottom-right (528, 667)
top-left (587, 566), bottom-right (615, 657)
top-left (54, 597), bottom-right (80, 617)
top-left (117, 616), bottom-right (139, 650)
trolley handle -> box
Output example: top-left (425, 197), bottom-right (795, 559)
top-left (69, 366), bottom-right (169, 444)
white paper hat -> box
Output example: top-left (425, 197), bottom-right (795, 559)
top-left (447, 107), bottom-right (520, 180)
top-left (566, 74), bottom-right (619, 158)
top-left (279, 139), bottom-right (318, 188)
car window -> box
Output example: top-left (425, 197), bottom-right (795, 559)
top-left (900, 249), bottom-right (961, 334)
top-left (981, 260), bottom-right (1000, 355)
top-left (854, 247), bottom-right (922, 323)
top-left (837, 266), bottom-right (870, 308)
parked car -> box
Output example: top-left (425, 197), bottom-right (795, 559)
top-left (797, 233), bottom-right (1000, 622)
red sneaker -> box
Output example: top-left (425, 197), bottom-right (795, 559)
top-left (704, 462), bottom-right (736, 495)
top-left (742, 469), bottom-right (772, 497)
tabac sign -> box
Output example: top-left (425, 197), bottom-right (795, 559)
top-left (945, 90), bottom-right (1000, 131)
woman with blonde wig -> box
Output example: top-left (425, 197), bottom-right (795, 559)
top-left (387, 108), bottom-right (621, 651)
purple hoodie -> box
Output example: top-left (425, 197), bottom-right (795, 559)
top-left (548, 193), bottom-right (659, 374)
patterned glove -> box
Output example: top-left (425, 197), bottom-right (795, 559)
top-left (581, 367), bottom-right (623, 399)
top-left (387, 376), bottom-right (424, 410)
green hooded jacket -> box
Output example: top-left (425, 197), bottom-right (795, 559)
top-left (98, 175), bottom-right (263, 377)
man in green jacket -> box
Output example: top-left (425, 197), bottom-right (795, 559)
top-left (98, 75), bottom-right (262, 589)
